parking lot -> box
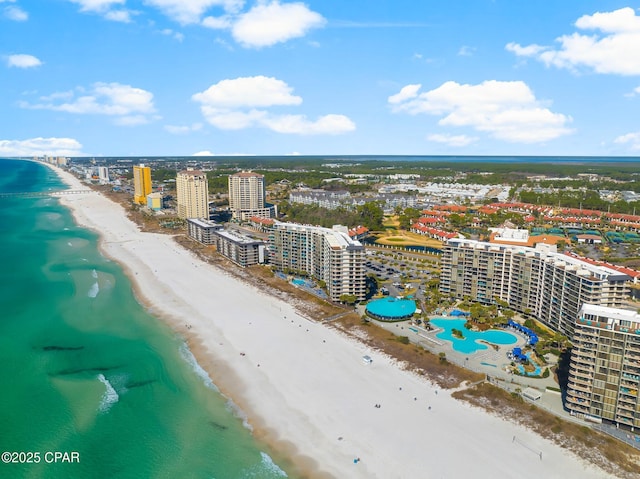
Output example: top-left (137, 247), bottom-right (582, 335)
top-left (364, 249), bottom-right (438, 302)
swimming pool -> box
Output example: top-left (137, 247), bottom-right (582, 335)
top-left (431, 318), bottom-right (518, 354)
top-left (366, 297), bottom-right (417, 321)
top-left (292, 278), bottom-right (306, 286)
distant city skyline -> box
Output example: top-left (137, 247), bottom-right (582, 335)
top-left (2, 1), bottom-right (640, 157)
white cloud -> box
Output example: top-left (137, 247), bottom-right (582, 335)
top-left (388, 84), bottom-right (421, 104)
top-left (192, 150), bottom-right (214, 156)
top-left (69, 0), bottom-right (124, 12)
top-left (202, 14), bottom-right (231, 29)
top-left (389, 80), bottom-right (573, 143)
top-left (159, 28), bottom-right (184, 41)
top-left (192, 75), bottom-right (302, 108)
top-left (6, 54), bottom-right (42, 68)
top-left (197, 107), bottom-right (266, 129)
top-left (0, 137), bottom-right (84, 157)
top-left (144, 0), bottom-right (243, 25)
top-left (68, 0), bottom-right (134, 23)
top-left (507, 7), bottom-right (640, 75)
top-left (458, 45), bottom-right (475, 56)
top-left (104, 9), bottom-right (133, 22)
top-left (164, 123), bottom-right (203, 134)
top-left (505, 42), bottom-right (546, 57)
top-left (261, 114), bottom-right (355, 135)
top-left (4, 5), bottom-right (27, 21)
top-left (232, 0), bottom-right (325, 48)
top-left (614, 131), bottom-right (640, 150)
top-left (21, 82), bottom-right (157, 125)
top-left (193, 75), bottom-right (355, 135)
top-left (427, 133), bottom-right (477, 147)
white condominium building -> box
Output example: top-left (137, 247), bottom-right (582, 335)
top-left (268, 222), bottom-right (366, 302)
top-left (567, 304), bottom-right (640, 428)
top-left (228, 171), bottom-right (274, 220)
top-left (440, 239), bottom-right (630, 337)
top-left (177, 169), bottom-right (209, 219)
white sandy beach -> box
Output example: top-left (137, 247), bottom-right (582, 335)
top-left (45, 164), bottom-right (615, 479)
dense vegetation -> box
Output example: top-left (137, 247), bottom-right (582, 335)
top-left (278, 201), bottom-right (385, 230)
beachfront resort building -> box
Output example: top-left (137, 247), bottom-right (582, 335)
top-left (186, 218), bottom-right (266, 267)
top-left (187, 218), bottom-right (222, 245)
top-left (177, 168), bottom-right (209, 219)
top-left (97, 166), bottom-right (110, 185)
top-left (228, 171), bottom-right (275, 221)
top-left (212, 229), bottom-right (267, 267)
top-left (440, 238), bottom-right (630, 337)
top-left (133, 164), bottom-right (152, 204)
top-left (268, 222), bottom-right (366, 302)
top-left (566, 304), bottom-right (640, 428)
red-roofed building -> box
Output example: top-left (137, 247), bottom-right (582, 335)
top-left (348, 225), bottom-right (369, 241)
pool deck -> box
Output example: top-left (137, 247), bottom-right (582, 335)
top-left (357, 309), bottom-right (640, 449)
top-left (367, 314), bottom-right (562, 401)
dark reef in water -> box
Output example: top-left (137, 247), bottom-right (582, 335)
top-left (126, 379), bottom-right (157, 389)
top-left (52, 365), bottom-right (122, 376)
top-left (40, 345), bottom-right (85, 352)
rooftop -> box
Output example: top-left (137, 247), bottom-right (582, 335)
top-left (580, 304), bottom-right (640, 325)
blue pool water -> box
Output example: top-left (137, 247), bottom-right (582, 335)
top-left (431, 318), bottom-right (518, 354)
top-left (366, 297), bottom-right (417, 320)
top-left (292, 279), bottom-right (305, 286)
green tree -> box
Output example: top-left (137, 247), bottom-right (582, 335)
top-left (357, 202), bottom-right (384, 231)
top-left (339, 294), bottom-right (358, 305)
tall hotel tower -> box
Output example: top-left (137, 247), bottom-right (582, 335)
top-left (228, 171), bottom-right (274, 220)
top-left (176, 168), bottom-right (209, 219)
top-left (567, 304), bottom-right (640, 427)
top-left (133, 164), bottom-right (152, 204)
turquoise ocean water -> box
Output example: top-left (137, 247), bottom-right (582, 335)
top-left (0, 159), bottom-right (292, 479)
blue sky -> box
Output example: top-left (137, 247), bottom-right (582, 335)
top-left (2, 0), bottom-right (640, 157)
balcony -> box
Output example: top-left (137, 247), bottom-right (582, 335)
top-left (568, 380), bottom-right (592, 394)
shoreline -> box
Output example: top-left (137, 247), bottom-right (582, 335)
top-left (40, 162), bottom-right (618, 479)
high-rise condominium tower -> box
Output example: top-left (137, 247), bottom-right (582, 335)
top-left (176, 169), bottom-right (209, 219)
top-left (133, 164), bottom-right (152, 204)
top-left (228, 171), bottom-right (274, 220)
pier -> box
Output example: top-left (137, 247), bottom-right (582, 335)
top-left (0, 189), bottom-right (94, 199)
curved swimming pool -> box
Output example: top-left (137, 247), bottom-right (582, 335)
top-left (431, 318), bottom-right (518, 354)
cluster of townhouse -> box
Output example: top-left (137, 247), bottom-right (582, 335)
top-left (289, 189), bottom-right (420, 213)
top-left (484, 202), bottom-right (640, 231)
top-left (440, 238), bottom-right (640, 428)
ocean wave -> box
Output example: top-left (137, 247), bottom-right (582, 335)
top-left (92, 269), bottom-right (98, 279)
top-left (97, 374), bottom-right (119, 413)
top-left (88, 281), bottom-right (99, 298)
top-left (178, 343), bottom-right (255, 434)
top-left (179, 344), bottom-right (219, 392)
top-left (240, 452), bottom-right (288, 478)
top-left (259, 452), bottom-right (287, 477)
top-left (225, 397), bottom-right (252, 432)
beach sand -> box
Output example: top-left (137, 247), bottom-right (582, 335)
top-left (46, 164), bottom-right (616, 479)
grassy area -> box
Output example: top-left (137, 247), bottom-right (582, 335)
top-left (375, 231), bottom-right (443, 248)
top-left (382, 216), bottom-right (400, 228)
top-left (453, 383), bottom-right (640, 478)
